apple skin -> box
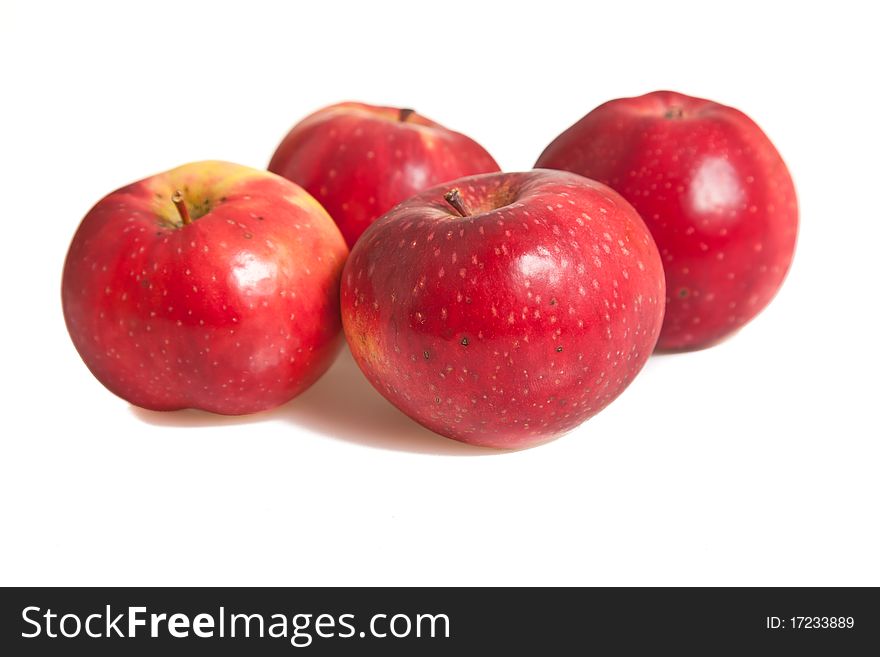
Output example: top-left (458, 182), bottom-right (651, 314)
top-left (341, 170), bottom-right (665, 449)
top-left (62, 161), bottom-right (348, 414)
top-left (268, 101), bottom-right (500, 248)
top-left (536, 91), bottom-right (798, 350)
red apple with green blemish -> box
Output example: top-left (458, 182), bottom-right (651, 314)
top-left (536, 90), bottom-right (798, 350)
top-left (268, 101), bottom-right (500, 248)
top-left (62, 161), bottom-right (348, 414)
top-left (341, 170), bottom-right (665, 449)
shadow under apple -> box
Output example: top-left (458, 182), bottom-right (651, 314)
top-left (132, 349), bottom-right (497, 456)
top-left (278, 349), bottom-right (498, 456)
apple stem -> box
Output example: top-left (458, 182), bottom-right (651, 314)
top-left (398, 108), bottom-right (415, 122)
top-left (172, 190), bottom-right (192, 226)
top-left (443, 188), bottom-right (471, 217)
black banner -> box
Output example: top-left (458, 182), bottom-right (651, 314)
top-left (1, 587), bottom-right (876, 654)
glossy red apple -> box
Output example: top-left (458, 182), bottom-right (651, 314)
top-left (536, 90), bottom-right (798, 350)
top-left (268, 101), bottom-right (500, 247)
top-left (341, 170), bottom-right (665, 449)
top-left (62, 161), bottom-right (348, 414)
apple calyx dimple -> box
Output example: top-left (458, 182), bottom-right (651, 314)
top-left (443, 188), bottom-right (470, 217)
top-left (171, 189), bottom-right (192, 226)
top-left (398, 108), bottom-right (416, 122)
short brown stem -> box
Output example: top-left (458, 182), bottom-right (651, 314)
top-left (398, 108), bottom-right (415, 122)
top-left (172, 190), bottom-right (192, 225)
top-left (664, 106), bottom-right (684, 120)
top-left (443, 188), bottom-right (470, 217)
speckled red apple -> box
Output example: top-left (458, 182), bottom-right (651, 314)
top-left (341, 170), bottom-right (665, 449)
top-left (536, 91), bottom-right (798, 350)
top-left (268, 101), bottom-right (500, 247)
top-left (62, 161), bottom-right (348, 414)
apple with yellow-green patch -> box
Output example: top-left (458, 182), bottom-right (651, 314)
top-left (62, 161), bottom-right (348, 414)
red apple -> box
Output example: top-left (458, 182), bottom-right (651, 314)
top-left (536, 91), bottom-right (798, 350)
top-left (268, 101), bottom-right (500, 248)
top-left (341, 170), bottom-right (665, 449)
top-left (62, 161), bottom-right (348, 414)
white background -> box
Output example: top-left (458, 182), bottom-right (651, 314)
top-left (1, 0), bottom-right (878, 586)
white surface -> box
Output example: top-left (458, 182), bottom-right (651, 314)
top-left (1, 0), bottom-right (878, 586)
